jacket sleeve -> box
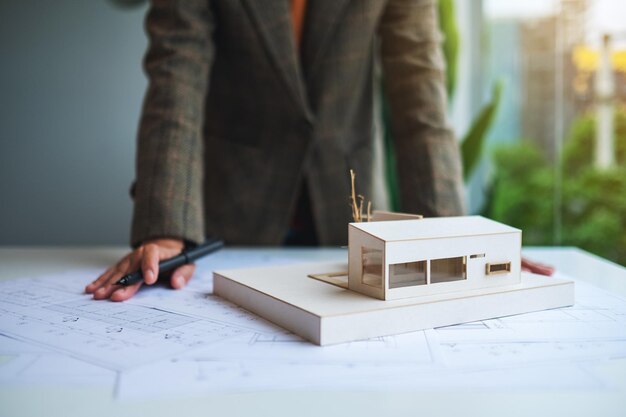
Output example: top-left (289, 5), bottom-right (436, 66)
top-left (130, 0), bottom-right (215, 247)
top-left (378, 0), bottom-right (465, 217)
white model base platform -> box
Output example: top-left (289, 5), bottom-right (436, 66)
top-left (214, 263), bottom-right (575, 346)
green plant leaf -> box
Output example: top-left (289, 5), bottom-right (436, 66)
top-left (461, 80), bottom-right (503, 180)
top-left (381, 84), bottom-right (401, 212)
top-left (438, 0), bottom-right (459, 98)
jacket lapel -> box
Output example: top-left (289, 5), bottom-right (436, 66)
top-left (301, 0), bottom-right (352, 81)
top-left (241, 0), bottom-right (312, 120)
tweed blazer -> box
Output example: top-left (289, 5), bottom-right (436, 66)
top-left (131, 0), bottom-right (465, 247)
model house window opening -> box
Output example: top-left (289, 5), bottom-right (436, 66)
top-left (389, 260), bottom-right (427, 288)
top-left (486, 262), bottom-right (511, 275)
top-left (388, 256), bottom-right (467, 289)
top-left (430, 256), bottom-right (467, 283)
top-left (361, 247), bottom-right (383, 288)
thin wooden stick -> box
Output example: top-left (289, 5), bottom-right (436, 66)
top-left (349, 169), bottom-right (372, 223)
top-left (350, 169), bottom-right (359, 222)
top-left (358, 195), bottom-right (365, 222)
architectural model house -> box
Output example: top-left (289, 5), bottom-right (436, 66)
top-left (214, 215), bottom-right (575, 346)
top-left (348, 216), bottom-right (521, 300)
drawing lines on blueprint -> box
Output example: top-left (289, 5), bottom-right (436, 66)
top-left (248, 332), bottom-right (307, 345)
top-left (434, 281), bottom-right (626, 371)
top-left (0, 280), bottom-right (258, 371)
top-left (45, 300), bottom-right (198, 333)
top-left (128, 289), bottom-right (285, 334)
top-left (0, 279), bottom-right (83, 307)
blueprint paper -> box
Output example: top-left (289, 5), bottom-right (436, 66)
top-left (128, 289), bottom-right (284, 334)
top-left (185, 249), bottom-right (303, 293)
top-left (188, 330), bottom-right (436, 365)
top-left (117, 344), bottom-right (602, 400)
top-left (0, 352), bottom-right (115, 385)
top-left (0, 333), bottom-right (116, 386)
top-left (0, 250), bottom-right (302, 371)
top-left (0, 253), bottom-right (625, 400)
top-left (0, 275), bottom-right (258, 370)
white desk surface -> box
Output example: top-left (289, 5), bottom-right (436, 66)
top-left (0, 246), bottom-right (625, 417)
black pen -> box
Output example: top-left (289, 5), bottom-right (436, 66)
top-left (115, 238), bottom-right (224, 286)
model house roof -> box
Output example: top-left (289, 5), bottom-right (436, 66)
top-left (350, 216), bottom-right (520, 242)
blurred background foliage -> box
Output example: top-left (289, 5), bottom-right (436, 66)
top-left (438, 0), bottom-right (459, 97)
top-left (439, 0), bottom-right (503, 183)
top-left (486, 107), bottom-right (626, 265)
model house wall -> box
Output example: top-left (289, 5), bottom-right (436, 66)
top-left (348, 216), bottom-right (522, 300)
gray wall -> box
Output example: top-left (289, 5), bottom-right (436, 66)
top-left (0, 1), bottom-right (148, 245)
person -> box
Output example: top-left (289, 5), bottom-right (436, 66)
top-left (86, 0), bottom-right (550, 302)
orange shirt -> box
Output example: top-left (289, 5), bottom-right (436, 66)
top-left (291, 0), bottom-right (306, 47)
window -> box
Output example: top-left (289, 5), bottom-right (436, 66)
top-left (486, 262), bottom-right (511, 275)
top-left (361, 247), bottom-right (383, 288)
top-left (389, 261), bottom-right (427, 288)
top-left (430, 257), bottom-right (467, 284)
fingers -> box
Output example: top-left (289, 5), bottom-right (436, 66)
top-left (92, 268), bottom-right (128, 300)
top-left (110, 282), bottom-right (143, 302)
top-left (521, 258), bottom-right (555, 276)
top-left (85, 265), bottom-right (115, 294)
top-left (92, 272), bottom-right (125, 300)
top-left (171, 264), bottom-right (196, 289)
top-left (93, 251), bottom-right (142, 300)
top-left (85, 254), bottom-right (131, 294)
top-left (142, 244), bottom-right (160, 285)
top-left (528, 263), bottom-right (555, 276)
top-left (85, 238), bottom-right (186, 301)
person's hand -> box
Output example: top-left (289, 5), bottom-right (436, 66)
top-left (85, 238), bottom-right (195, 301)
top-left (521, 257), bottom-right (554, 276)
